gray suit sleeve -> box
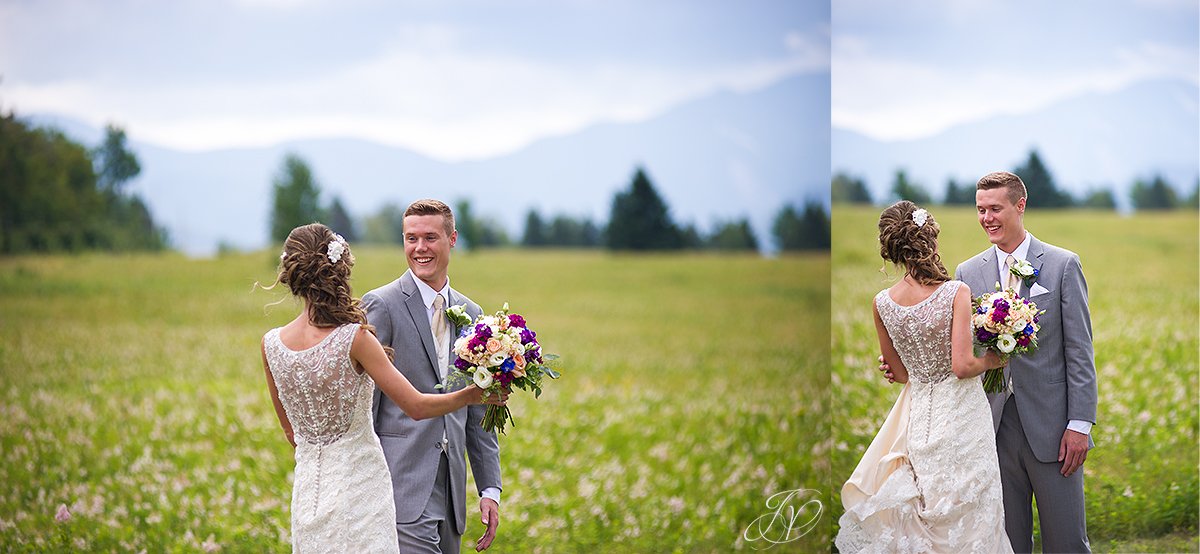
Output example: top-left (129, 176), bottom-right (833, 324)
top-left (1060, 254), bottom-right (1098, 424)
top-left (466, 404), bottom-right (502, 495)
top-left (954, 262), bottom-right (965, 281)
top-left (363, 292), bottom-right (393, 349)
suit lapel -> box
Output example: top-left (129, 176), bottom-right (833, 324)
top-left (978, 248), bottom-right (1000, 292)
top-left (401, 271), bottom-right (443, 385)
top-left (1025, 237), bottom-right (1046, 299)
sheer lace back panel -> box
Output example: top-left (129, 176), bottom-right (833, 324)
top-left (874, 281), bottom-right (962, 385)
top-left (264, 323), bottom-right (369, 446)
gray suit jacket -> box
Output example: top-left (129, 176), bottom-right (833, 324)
top-left (955, 235), bottom-right (1098, 463)
top-left (363, 270), bottom-right (502, 533)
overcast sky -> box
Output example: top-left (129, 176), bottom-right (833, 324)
top-left (833, 0), bottom-right (1199, 141)
top-left (0, 0), bottom-right (828, 161)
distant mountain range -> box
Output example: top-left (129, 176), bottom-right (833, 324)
top-left (833, 78), bottom-right (1199, 208)
top-left (27, 72), bottom-right (830, 256)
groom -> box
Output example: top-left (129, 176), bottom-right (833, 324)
top-left (883, 171), bottom-right (1097, 552)
top-left (363, 199), bottom-right (502, 553)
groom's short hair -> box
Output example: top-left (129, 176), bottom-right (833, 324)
top-left (976, 171), bottom-right (1027, 205)
top-left (405, 199), bottom-right (456, 235)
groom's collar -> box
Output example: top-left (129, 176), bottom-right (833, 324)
top-left (993, 231), bottom-right (1033, 262)
top-left (412, 273), bottom-right (451, 310)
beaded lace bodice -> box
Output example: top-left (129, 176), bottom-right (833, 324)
top-left (264, 323), bottom-right (371, 446)
top-left (874, 281), bottom-right (959, 386)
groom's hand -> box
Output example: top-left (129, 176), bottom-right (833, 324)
top-left (476, 498), bottom-right (500, 551)
top-left (1058, 429), bottom-right (1089, 477)
top-left (877, 356), bottom-right (897, 384)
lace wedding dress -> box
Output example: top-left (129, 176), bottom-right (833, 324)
top-left (264, 323), bottom-right (400, 553)
top-left (836, 281), bottom-right (1012, 554)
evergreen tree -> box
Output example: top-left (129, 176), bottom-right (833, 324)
top-left (832, 172), bottom-right (872, 204)
top-left (772, 202), bottom-right (830, 251)
top-left (707, 218), bottom-right (759, 251)
top-left (93, 124), bottom-right (141, 194)
top-left (1130, 175), bottom-right (1179, 210)
top-left (1186, 178), bottom-right (1199, 210)
top-left (360, 203), bottom-right (405, 244)
top-left (522, 209), bottom-right (547, 247)
top-left (454, 199), bottom-right (480, 250)
top-left (1014, 150), bottom-right (1073, 208)
top-left (891, 170), bottom-right (932, 205)
top-left (326, 196), bottom-right (357, 242)
top-left (1081, 188), bottom-right (1117, 210)
top-left (679, 223), bottom-right (703, 250)
top-left (942, 177), bottom-right (975, 205)
top-left (605, 167), bottom-right (682, 250)
top-left (269, 153), bottom-right (324, 243)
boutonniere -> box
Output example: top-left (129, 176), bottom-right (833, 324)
top-left (445, 304), bottom-right (472, 327)
top-left (1010, 259), bottom-right (1039, 287)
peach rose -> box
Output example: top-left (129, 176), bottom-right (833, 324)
top-left (486, 338), bottom-right (502, 353)
top-left (513, 353), bottom-right (527, 369)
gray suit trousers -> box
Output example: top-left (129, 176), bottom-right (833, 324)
top-left (997, 395), bottom-right (1089, 553)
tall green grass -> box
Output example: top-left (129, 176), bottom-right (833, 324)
top-left (831, 206), bottom-right (1199, 551)
top-left (0, 249), bottom-right (828, 552)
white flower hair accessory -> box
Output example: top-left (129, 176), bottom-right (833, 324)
top-left (326, 233), bottom-right (348, 264)
top-left (280, 250), bottom-right (287, 261)
top-left (912, 208), bottom-right (929, 228)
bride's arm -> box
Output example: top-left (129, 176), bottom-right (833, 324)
top-left (262, 337), bottom-right (296, 448)
top-left (350, 327), bottom-right (502, 420)
top-left (951, 285), bottom-right (1002, 379)
top-left (873, 301), bottom-right (909, 384)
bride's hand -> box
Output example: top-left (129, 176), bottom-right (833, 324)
top-left (472, 384), bottom-right (509, 406)
top-left (984, 350), bottom-right (1005, 369)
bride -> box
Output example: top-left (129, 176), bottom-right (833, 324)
top-left (259, 223), bottom-right (506, 552)
top-left (835, 202), bottom-right (1013, 553)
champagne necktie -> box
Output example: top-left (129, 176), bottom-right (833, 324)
top-left (432, 294), bottom-right (449, 379)
top-left (1005, 254), bottom-right (1019, 291)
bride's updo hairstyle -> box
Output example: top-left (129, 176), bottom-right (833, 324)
top-left (274, 223), bottom-right (392, 358)
top-left (878, 201), bottom-right (951, 286)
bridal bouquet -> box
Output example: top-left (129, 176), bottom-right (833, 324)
top-left (972, 288), bottom-right (1045, 394)
top-left (442, 303), bottom-right (559, 435)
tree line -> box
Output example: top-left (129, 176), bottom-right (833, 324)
top-left (272, 156), bottom-right (830, 253)
top-left (833, 149), bottom-right (1200, 211)
top-left (0, 112), bottom-right (167, 254)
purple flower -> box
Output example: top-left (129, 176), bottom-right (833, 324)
top-left (525, 347), bottom-right (541, 363)
top-left (468, 337), bottom-right (485, 351)
top-left (497, 372), bottom-right (515, 386)
top-left (975, 328), bottom-right (996, 343)
top-left (992, 298), bottom-right (1009, 311)
top-left (520, 328), bottom-right (537, 344)
top-left (475, 324), bottom-right (493, 339)
top-left (990, 309), bottom-right (1008, 324)
top-left (508, 314), bottom-right (527, 328)
top-left (1017, 334), bottom-right (1031, 347)
top-left (454, 357), bottom-right (471, 371)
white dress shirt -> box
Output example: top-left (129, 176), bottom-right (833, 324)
top-left (411, 277), bottom-right (503, 505)
top-left (994, 232), bottom-right (1092, 436)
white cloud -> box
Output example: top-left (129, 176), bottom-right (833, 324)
top-left (4, 25), bottom-right (826, 160)
top-left (832, 36), bottom-right (1199, 141)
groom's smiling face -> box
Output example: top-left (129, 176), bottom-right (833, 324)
top-left (403, 214), bottom-right (457, 290)
top-left (976, 187), bottom-right (1026, 250)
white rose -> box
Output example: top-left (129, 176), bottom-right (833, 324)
top-left (996, 334), bottom-right (1017, 353)
top-left (473, 367), bottom-right (493, 389)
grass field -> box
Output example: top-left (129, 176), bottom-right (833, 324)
top-left (0, 248), bottom-right (829, 552)
top-left (831, 206), bottom-right (1200, 552)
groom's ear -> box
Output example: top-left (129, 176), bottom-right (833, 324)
top-left (1015, 197), bottom-right (1027, 214)
top-left (449, 229), bottom-right (458, 249)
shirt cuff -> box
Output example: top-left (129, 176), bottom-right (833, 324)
top-left (1066, 419), bottom-right (1092, 435)
top-left (480, 487), bottom-right (501, 505)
